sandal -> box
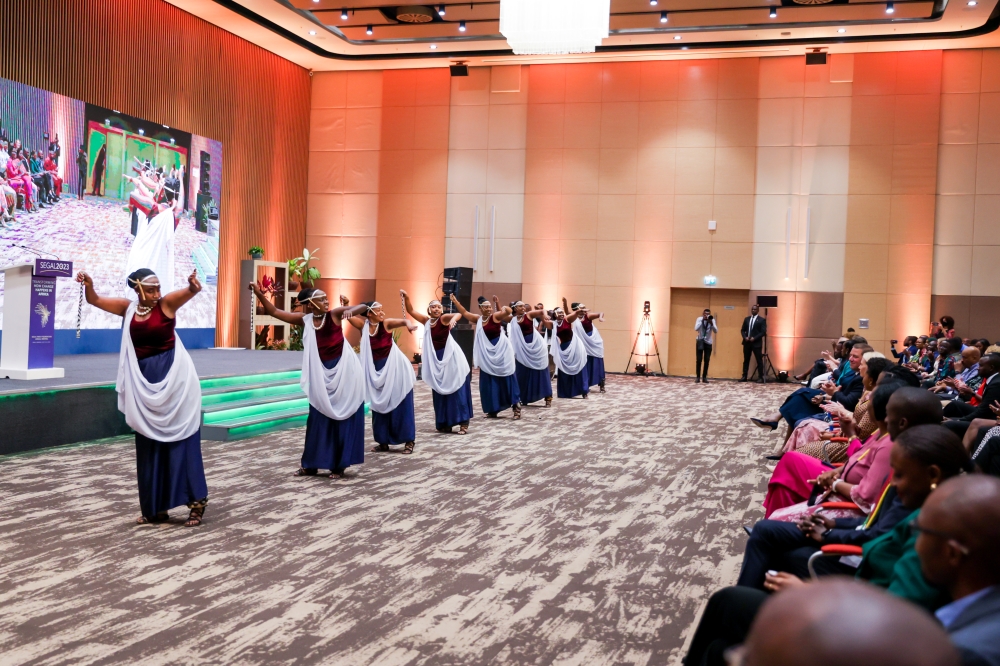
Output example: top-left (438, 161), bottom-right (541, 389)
top-left (545, 396), bottom-right (553, 408)
top-left (184, 500), bottom-right (207, 527)
top-left (487, 412), bottom-right (499, 419)
top-left (329, 469), bottom-right (346, 479)
top-left (403, 441), bottom-right (415, 454)
top-left (294, 467), bottom-right (318, 476)
top-left (512, 406), bottom-right (522, 420)
top-left (582, 392), bottom-right (589, 399)
top-left (136, 512), bottom-right (169, 525)
top-left (599, 383), bottom-right (606, 394)
top-left (371, 443), bottom-right (391, 452)
top-left (458, 425), bottom-right (469, 435)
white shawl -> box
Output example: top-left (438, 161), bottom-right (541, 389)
top-left (474, 316), bottom-right (515, 377)
top-left (550, 320), bottom-right (588, 375)
top-left (300, 314), bottom-right (366, 420)
top-left (115, 302), bottom-right (202, 441)
top-left (573, 319), bottom-right (605, 359)
top-left (421, 319), bottom-right (470, 396)
top-left (508, 315), bottom-right (549, 371)
top-left (358, 322), bottom-right (415, 414)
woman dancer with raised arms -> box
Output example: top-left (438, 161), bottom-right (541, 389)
top-left (402, 290), bottom-right (473, 434)
top-left (551, 298), bottom-right (590, 399)
top-left (571, 302), bottom-right (607, 394)
top-left (508, 301), bottom-right (553, 408)
top-left (345, 302), bottom-right (419, 454)
top-left (450, 294), bottom-right (521, 419)
top-left (250, 284), bottom-right (368, 478)
top-left (76, 267), bottom-right (207, 526)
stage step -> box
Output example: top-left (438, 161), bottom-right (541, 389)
top-left (199, 370), bottom-right (309, 441)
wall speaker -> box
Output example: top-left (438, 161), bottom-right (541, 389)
top-left (805, 52), bottom-right (828, 66)
top-left (450, 64), bottom-right (469, 77)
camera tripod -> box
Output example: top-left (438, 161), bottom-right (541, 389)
top-left (626, 306), bottom-right (663, 376)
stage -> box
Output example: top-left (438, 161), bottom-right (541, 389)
top-left (0, 349), bottom-right (303, 455)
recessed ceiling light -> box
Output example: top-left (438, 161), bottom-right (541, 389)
top-left (660, 11), bottom-right (667, 23)
top-left (438, 4), bottom-right (446, 15)
top-left (430, 43), bottom-right (437, 49)
top-left (308, 30), bottom-right (316, 35)
top-left (886, 2), bottom-right (895, 13)
top-left (968, 0), bottom-right (978, 5)
top-left (769, 6), bottom-right (777, 18)
top-left (366, 24), bottom-right (373, 34)
top-left (341, 8), bottom-right (348, 19)
top-left (681, 46), bottom-right (689, 50)
top-left (650, 0), bottom-right (658, 5)
top-left (459, 20), bottom-right (466, 31)
top-left (837, 27), bottom-right (846, 33)
top-left (674, 34), bottom-right (681, 40)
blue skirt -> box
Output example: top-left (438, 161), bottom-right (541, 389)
top-left (302, 356), bottom-right (366, 471)
top-left (515, 360), bottom-right (552, 404)
top-left (778, 387), bottom-right (825, 427)
top-left (586, 355), bottom-right (606, 387)
top-left (371, 356), bottom-right (416, 444)
top-left (480, 370), bottom-right (520, 414)
top-left (433, 377), bottom-right (474, 430)
top-left (556, 341), bottom-right (590, 398)
top-left (135, 348), bottom-right (208, 517)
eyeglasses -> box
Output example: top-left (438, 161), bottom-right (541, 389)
top-left (909, 517), bottom-right (970, 555)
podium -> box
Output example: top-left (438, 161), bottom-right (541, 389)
top-left (0, 258), bottom-right (74, 380)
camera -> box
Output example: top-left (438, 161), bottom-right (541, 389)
top-left (891, 340), bottom-right (898, 345)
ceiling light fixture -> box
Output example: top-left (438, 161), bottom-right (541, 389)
top-left (430, 43), bottom-right (437, 49)
top-left (366, 24), bottom-right (373, 34)
top-left (308, 30), bottom-right (316, 35)
top-left (660, 10), bottom-right (667, 23)
top-left (341, 8), bottom-right (348, 19)
top-left (459, 20), bottom-right (466, 31)
top-left (886, 1), bottom-right (894, 13)
top-left (499, 0), bottom-right (610, 55)
top-left (674, 34), bottom-right (681, 40)
top-left (650, 0), bottom-right (657, 5)
top-left (769, 6), bottom-right (777, 18)
top-left (968, 0), bottom-right (978, 5)
top-left (838, 27), bottom-right (846, 32)
top-left (438, 4), bottom-right (446, 15)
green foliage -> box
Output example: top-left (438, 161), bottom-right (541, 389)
top-left (288, 325), bottom-right (304, 352)
top-left (248, 245), bottom-right (264, 257)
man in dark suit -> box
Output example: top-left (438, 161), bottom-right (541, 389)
top-left (917, 474), bottom-right (1000, 666)
top-left (740, 304), bottom-right (767, 383)
top-left (942, 353), bottom-right (1000, 438)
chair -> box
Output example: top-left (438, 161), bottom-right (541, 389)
top-left (807, 544), bottom-right (863, 578)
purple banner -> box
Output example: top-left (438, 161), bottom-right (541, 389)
top-left (33, 258), bottom-right (73, 278)
top-left (27, 276), bottom-right (56, 369)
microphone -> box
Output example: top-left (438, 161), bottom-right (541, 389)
top-left (11, 243), bottom-right (59, 259)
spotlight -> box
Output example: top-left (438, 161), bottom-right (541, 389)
top-left (438, 4), bottom-right (446, 15)
top-left (660, 10), bottom-right (667, 23)
top-left (673, 34), bottom-right (681, 40)
top-left (886, 1), bottom-right (894, 13)
top-left (459, 20), bottom-right (466, 31)
top-left (635, 363), bottom-right (647, 375)
top-left (341, 8), bottom-right (348, 19)
top-left (138, 128), bottom-right (144, 135)
top-left (170, 138), bottom-right (175, 144)
top-left (650, 0), bottom-right (657, 5)
top-left (308, 30), bottom-right (316, 35)
top-left (838, 27), bottom-right (846, 33)
top-left (769, 6), bottom-right (777, 18)
top-left (366, 24), bottom-right (373, 34)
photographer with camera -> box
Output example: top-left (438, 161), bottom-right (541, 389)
top-left (695, 308), bottom-right (718, 383)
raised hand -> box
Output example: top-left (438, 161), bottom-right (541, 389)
top-left (340, 294), bottom-right (349, 307)
top-left (75, 271), bottom-right (93, 287)
top-left (400, 289), bottom-right (408, 299)
top-left (188, 270), bottom-right (202, 293)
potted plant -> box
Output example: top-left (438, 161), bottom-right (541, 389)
top-left (290, 248), bottom-right (321, 288)
top-left (248, 245), bottom-right (264, 260)
top-left (287, 257), bottom-right (303, 291)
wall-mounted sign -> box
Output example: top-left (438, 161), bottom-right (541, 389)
top-left (703, 275), bottom-right (717, 286)
top-left (859, 318), bottom-right (870, 329)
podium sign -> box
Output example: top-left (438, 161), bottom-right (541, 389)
top-left (0, 260), bottom-right (72, 380)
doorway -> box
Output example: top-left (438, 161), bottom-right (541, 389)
top-left (668, 288), bottom-right (750, 379)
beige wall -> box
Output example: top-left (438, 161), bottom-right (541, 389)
top-left (307, 50), bottom-right (1000, 372)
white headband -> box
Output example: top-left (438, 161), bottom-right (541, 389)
top-left (367, 301), bottom-right (382, 312)
top-left (305, 289), bottom-right (327, 304)
top-left (428, 299), bottom-right (441, 308)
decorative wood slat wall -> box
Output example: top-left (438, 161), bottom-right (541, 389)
top-left (0, 0), bottom-right (311, 346)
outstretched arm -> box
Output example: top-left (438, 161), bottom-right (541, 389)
top-left (384, 317), bottom-right (417, 333)
top-left (563, 298), bottom-right (582, 324)
top-left (492, 296), bottom-right (513, 323)
top-left (449, 294), bottom-right (480, 323)
top-left (400, 290), bottom-right (429, 324)
top-left (160, 271), bottom-right (202, 318)
top-left (330, 303), bottom-right (367, 325)
top-left (76, 272), bottom-right (130, 317)
top-left (586, 311), bottom-right (603, 321)
top-left (249, 282), bottom-right (305, 325)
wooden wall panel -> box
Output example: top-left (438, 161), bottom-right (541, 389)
top-left (0, 0), bottom-right (310, 346)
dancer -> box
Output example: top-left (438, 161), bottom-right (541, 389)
top-left (451, 294), bottom-right (521, 419)
top-left (125, 173), bottom-right (183, 298)
top-left (402, 290), bottom-right (473, 434)
top-left (345, 301), bottom-right (418, 454)
top-left (571, 302), bottom-right (606, 394)
top-left (507, 301), bottom-right (553, 407)
top-left (550, 298), bottom-right (590, 399)
top-left (250, 284), bottom-right (368, 478)
top-left (76, 268), bottom-right (207, 526)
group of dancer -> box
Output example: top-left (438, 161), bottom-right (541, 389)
top-left (75, 267), bottom-right (609, 525)
top-left (123, 159), bottom-right (185, 296)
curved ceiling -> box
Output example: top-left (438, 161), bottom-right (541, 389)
top-left (168, 0), bottom-right (1000, 68)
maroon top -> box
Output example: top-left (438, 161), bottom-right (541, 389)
top-left (556, 319), bottom-right (574, 344)
top-left (517, 315), bottom-right (534, 337)
top-left (581, 318), bottom-right (593, 334)
top-left (315, 315), bottom-right (344, 363)
top-left (130, 302), bottom-right (176, 360)
top-left (482, 315), bottom-right (502, 341)
top-left (429, 318), bottom-right (450, 351)
top-left (369, 322), bottom-right (393, 361)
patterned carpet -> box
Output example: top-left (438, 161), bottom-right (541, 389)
top-left (0, 374), bottom-right (786, 666)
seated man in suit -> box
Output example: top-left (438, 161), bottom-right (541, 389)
top-left (917, 474), bottom-right (1000, 666)
top-left (740, 304), bottom-right (767, 383)
top-left (942, 353), bottom-right (1000, 439)
top-left (751, 342), bottom-right (869, 432)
